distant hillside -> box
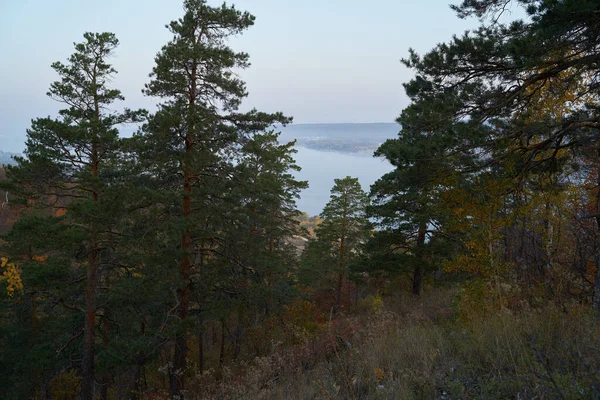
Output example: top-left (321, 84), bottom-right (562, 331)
top-left (0, 151), bottom-right (19, 166)
top-left (277, 123), bottom-right (399, 154)
top-left (278, 123), bottom-right (398, 141)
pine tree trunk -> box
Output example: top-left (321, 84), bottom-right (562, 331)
top-left (594, 232), bottom-right (600, 312)
top-left (593, 148), bottom-right (600, 314)
top-left (412, 265), bottom-right (423, 296)
top-left (219, 320), bottom-right (226, 368)
top-left (198, 332), bottom-right (204, 373)
top-left (131, 320), bottom-right (147, 400)
top-left (171, 61), bottom-right (196, 398)
top-left (171, 165), bottom-right (192, 395)
top-left (198, 253), bottom-right (204, 374)
top-left (171, 229), bottom-right (191, 397)
top-left (32, 295), bottom-right (40, 398)
top-left (233, 308), bottom-right (243, 361)
top-left (412, 134), bottom-right (431, 297)
top-left (100, 314), bottom-right (111, 400)
top-left (82, 140), bottom-right (99, 400)
top-left (130, 365), bottom-right (142, 400)
top-left (335, 272), bottom-right (343, 314)
top-left (233, 325), bottom-right (242, 361)
top-left (335, 233), bottom-right (346, 314)
top-left (413, 219), bottom-right (426, 296)
top-left (82, 231), bottom-right (98, 399)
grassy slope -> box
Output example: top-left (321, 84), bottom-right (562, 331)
top-left (187, 288), bottom-right (600, 399)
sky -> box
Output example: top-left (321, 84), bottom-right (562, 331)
top-left (0, 0), bottom-right (518, 153)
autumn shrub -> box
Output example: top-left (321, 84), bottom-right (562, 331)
top-left (443, 304), bottom-right (600, 398)
top-left (357, 293), bottom-right (384, 315)
top-left (245, 300), bottom-right (323, 358)
top-left (49, 369), bottom-right (80, 400)
top-left (186, 289), bottom-right (600, 399)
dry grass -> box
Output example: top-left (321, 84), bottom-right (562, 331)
top-left (186, 288), bottom-right (600, 399)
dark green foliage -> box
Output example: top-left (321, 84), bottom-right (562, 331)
top-left (396, 0), bottom-right (600, 305)
top-left (301, 177), bottom-right (371, 311)
top-left (3, 0), bottom-right (600, 398)
top-left (127, 0), bottom-right (300, 396)
top-left (0, 13), bottom-right (306, 395)
top-left (365, 102), bottom-right (460, 295)
top-left (0, 32), bottom-right (145, 399)
top-left (403, 0), bottom-right (600, 164)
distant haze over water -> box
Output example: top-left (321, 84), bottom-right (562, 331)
top-left (279, 123), bottom-right (399, 141)
top-left (281, 123), bottom-right (397, 215)
top-left (2, 123), bottom-right (398, 216)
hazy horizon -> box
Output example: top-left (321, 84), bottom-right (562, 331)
top-left (1, 122), bottom-right (399, 154)
top-left (0, 0), bottom-right (501, 152)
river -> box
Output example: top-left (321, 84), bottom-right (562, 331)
top-left (291, 146), bottom-right (393, 216)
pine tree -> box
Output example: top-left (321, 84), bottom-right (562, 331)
top-left (2, 32), bottom-right (144, 398)
top-left (400, 0), bottom-right (600, 308)
top-left (134, 1), bottom-right (289, 396)
top-left (367, 102), bottom-right (461, 295)
top-left (198, 132), bottom-right (307, 363)
top-left (303, 177), bottom-right (371, 313)
top-left (233, 132), bottom-right (308, 311)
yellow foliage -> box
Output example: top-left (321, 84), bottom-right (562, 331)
top-left (516, 49), bottom-right (597, 123)
top-left (442, 175), bottom-right (511, 278)
top-left (282, 300), bottom-right (320, 341)
top-left (0, 257), bottom-right (24, 296)
top-left (247, 300), bottom-right (321, 352)
top-left (358, 294), bottom-right (384, 314)
top-left (49, 369), bottom-right (81, 400)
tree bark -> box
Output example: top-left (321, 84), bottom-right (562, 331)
top-left (593, 148), bottom-right (600, 314)
top-left (335, 232), bottom-right (346, 314)
top-left (335, 272), bottom-right (344, 313)
top-left (81, 117), bottom-right (100, 400)
top-left (100, 313), bottom-right (111, 400)
top-left (219, 320), bottom-right (226, 368)
top-left (32, 295), bottom-right (40, 398)
top-left (171, 198), bottom-right (191, 398)
top-left (130, 365), bottom-right (142, 400)
top-left (130, 320), bottom-right (147, 400)
top-left (198, 332), bottom-right (204, 373)
top-left (171, 55), bottom-right (197, 400)
top-left (413, 219), bottom-right (427, 296)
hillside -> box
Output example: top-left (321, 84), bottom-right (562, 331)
top-left (0, 151), bottom-right (18, 166)
top-left (1, 0), bottom-right (600, 399)
top-left (278, 123), bottom-right (398, 154)
top-left (182, 289), bottom-right (600, 399)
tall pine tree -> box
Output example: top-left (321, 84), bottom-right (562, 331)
top-left (2, 32), bottom-right (144, 399)
top-left (134, 1), bottom-right (289, 396)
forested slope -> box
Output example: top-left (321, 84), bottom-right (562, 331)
top-left (0, 0), bottom-right (599, 399)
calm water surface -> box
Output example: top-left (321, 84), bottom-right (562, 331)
top-left (291, 146), bottom-right (392, 216)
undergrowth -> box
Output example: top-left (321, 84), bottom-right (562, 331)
top-left (186, 289), bottom-right (600, 399)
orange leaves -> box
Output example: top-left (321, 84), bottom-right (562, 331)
top-left (32, 255), bottom-right (48, 262)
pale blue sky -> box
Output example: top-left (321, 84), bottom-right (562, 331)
top-left (0, 0), bottom-right (519, 152)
